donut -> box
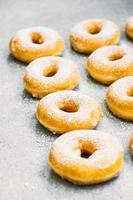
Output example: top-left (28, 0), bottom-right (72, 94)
top-left (106, 76), bottom-right (133, 121)
top-left (129, 133), bottom-right (133, 154)
top-left (23, 56), bottom-right (80, 98)
top-left (87, 45), bottom-right (133, 84)
top-left (36, 90), bottom-right (102, 133)
top-left (9, 26), bottom-right (64, 63)
top-left (125, 17), bottom-right (133, 39)
top-left (48, 130), bottom-right (123, 185)
top-left (70, 19), bottom-right (120, 54)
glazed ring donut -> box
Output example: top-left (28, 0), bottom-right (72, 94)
top-left (125, 17), bottom-right (133, 39)
top-left (70, 19), bottom-right (120, 54)
top-left (129, 133), bottom-right (133, 154)
top-left (48, 130), bottom-right (123, 185)
top-left (106, 76), bottom-right (133, 121)
top-left (87, 45), bottom-right (133, 84)
top-left (36, 90), bottom-right (102, 133)
top-left (23, 56), bottom-right (80, 98)
top-left (9, 26), bottom-right (64, 63)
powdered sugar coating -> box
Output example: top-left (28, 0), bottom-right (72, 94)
top-left (71, 19), bottom-right (118, 39)
top-left (14, 26), bottom-right (63, 49)
top-left (87, 45), bottom-right (133, 84)
top-left (51, 130), bottom-right (123, 165)
top-left (106, 76), bottom-right (133, 120)
top-left (24, 56), bottom-right (80, 97)
top-left (36, 90), bottom-right (102, 133)
top-left (49, 130), bottom-right (123, 184)
top-left (9, 26), bottom-right (64, 63)
top-left (107, 76), bottom-right (133, 97)
top-left (125, 17), bottom-right (133, 39)
top-left (70, 19), bottom-right (120, 53)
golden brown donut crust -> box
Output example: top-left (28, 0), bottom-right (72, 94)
top-left (36, 90), bottom-right (102, 133)
top-left (106, 76), bottom-right (133, 121)
top-left (23, 56), bottom-right (80, 98)
top-left (125, 17), bottom-right (133, 39)
top-left (48, 130), bottom-right (123, 185)
top-left (9, 27), bottom-right (64, 63)
top-left (87, 45), bottom-right (133, 84)
top-left (70, 19), bottom-right (120, 54)
top-left (129, 133), bottom-right (133, 154)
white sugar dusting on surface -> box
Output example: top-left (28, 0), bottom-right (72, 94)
top-left (24, 183), bottom-right (29, 188)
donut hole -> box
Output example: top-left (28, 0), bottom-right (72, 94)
top-left (79, 141), bottom-right (96, 159)
top-left (59, 100), bottom-right (79, 113)
top-left (80, 150), bottom-right (92, 159)
top-left (86, 22), bottom-right (102, 35)
top-left (31, 32), bottom-right (44, 44)
top-left (109, 53), bottom-right (125, 61)
top-left (43, 64), bottom-right (58, 77)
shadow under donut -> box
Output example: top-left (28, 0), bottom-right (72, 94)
top-left (7, 53), bottom-right (27, 67)
top-left (44, 164), bottom-right (120, 191)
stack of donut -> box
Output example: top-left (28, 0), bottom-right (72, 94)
top-left (9, 17), bottom-right (133, 185)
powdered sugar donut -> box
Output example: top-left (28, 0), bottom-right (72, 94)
top-left (70, 19), bottom-right (120, 54)
top-left (125, 17), bottom-right (133, 39)
top-left (9, 26), bottom-right (64, 63)
top-left (23, 56), bottom-right (80, 98)
top-left (87, 45), bottom-right (133, 84)
top-left (36, 90), bottom-right (102, 133)
top-left (106, 76), bottom-right (133, 120)
top-left (48, 130), bottom-right (123, 185)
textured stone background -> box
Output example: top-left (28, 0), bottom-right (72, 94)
top-left (0, 0), bottom-right (133, 199)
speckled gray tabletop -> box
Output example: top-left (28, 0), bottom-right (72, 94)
top-left (0, 0), bottom-right (133, 199)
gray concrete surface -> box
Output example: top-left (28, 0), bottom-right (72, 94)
top-left (0, 0), bottom-right (133, 199)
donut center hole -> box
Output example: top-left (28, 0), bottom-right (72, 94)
top-left (86, 23), bottom-right (102, 34)
top-left (31, 32), bottom-right (44, 44)
top-left (109, 53), bottom-right (124, 61)
top-left (79, 141), bottom-right (96, 159)
top-left (81, 150), bottom-right (91, 159)
top-left (43, 64), bottom-right (58, 77)
top-left (59, 100), bottom-right (79, 113)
